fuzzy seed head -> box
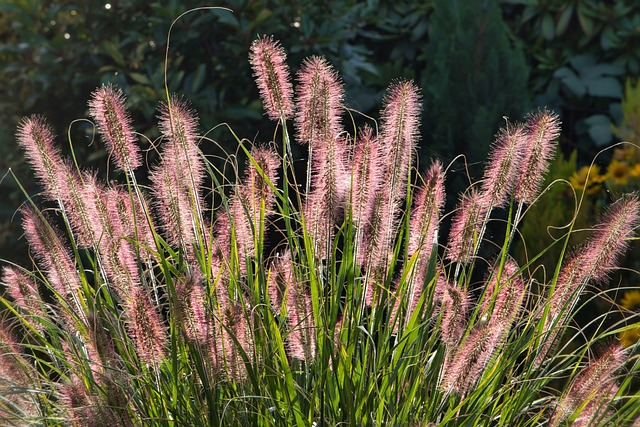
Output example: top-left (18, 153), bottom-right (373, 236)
top-left (56, 163), bottom-right (98, 248)
top-left (16, 115), bottom-right (65, 201)
top-left (440, 284), bottom-right (469, 347)
top-left (305, 133), bottom-right (350, 256)
top-left (88, 84), bottom-right (141, 171)
top-left (551, 344), bottom-right (627, 426)
top-left (440, 323), bottom-right (499, 395)
top-left (2, 267), bottom-right (47, 332)
top-left (380, 80), bottom-right (421, 201)
top-left (514, 108), bottom-right (561, 203)
top-left (481, 122), bottom-right (526, 207)
top-left (158, 96), bottom-right (205, 197)
top-left (446, 188), bottom-right (488, 264)
top-left (230, 146), bottom-right (280, 266)
top-left (480, 258), bottom-right (526, 329)
top-left (408, 160), bottom-right (446, 259)
top-left (21, 207), bottom-right (81, 298)
top-left (150, 157), bottom-right (198, 247)
top-left (351, 125), bottom-right (384, 230)
top-left (124, 287), bottom-right (166, 367)
top-left (575, 194), bottom-right (640, 283)
top-left (176, 274), bottom-right (212, 346)
top-left (295, 56), bottom-right (344, 146)
top-left (249, 36), bottom-right (294, 120)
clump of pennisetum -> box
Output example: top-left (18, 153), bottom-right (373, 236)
top-left (1, 34), bottom-right (639, 427)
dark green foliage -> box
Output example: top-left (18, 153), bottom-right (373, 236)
top-left (423, 0), bottom-right (529, 168)
top-left (505, 0), bottom-right (640, 154)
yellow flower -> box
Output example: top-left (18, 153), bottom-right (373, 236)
top-left (619, 326), bottom-right (640, 347)
top-left (630, 163), bottom-right (640, 178)
top-left (606, 159), bottom-right (631, 185)
top-left (569, 165), bottom-right (605, 195)
top-left (620, 289), bottom-right (640, 310)
top-left (613, 145), bottom-right (635, 161)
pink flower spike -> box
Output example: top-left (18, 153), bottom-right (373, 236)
top-left (379, 80), bottom-right (422, 201)
top-left (481, 122), bottom-right (525, 208)
top-left (481, 258), bottom-right (527, 333)
top-left (576, 194), bottom-right (640, 283)
top-left (551, 344), bottom-right (627, 426)
top-left (295, 56), bottom-right (344, 146)
top-left (124, 287), bottom-right (167, 368)
top-left (16, 115), bottom-right (65, 201)
top-left (514, 108), bottom-right (561, 204)
top-left (230, 146), bottom-right (280, 268)
top-left (446, 188), bottom-right (488, 264)
top-left (408, 160), bottom-right (446, 259)
top-left (2, 266), bottom-right (47, 332)
top-left (21, 207), bottom-right (81, 299)
top-left (249, 36), bottom-right (294, 121)
top-left (88, 84), bottom-right (141, 171)
top-left (439, 284), bottom-right (470, 347)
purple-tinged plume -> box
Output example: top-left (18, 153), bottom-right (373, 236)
top-left (88, 84), bottom-right (141, 171)
top-left (229, 146), bottom-right (280, 267)
top-left (379, 80), bottom-right (421, 203)
top-left (351, 126), bottom-right (384, 232)
top-left (550, 344), bottom-right (627, 427)
top-left (158, 96), bottom-right (205, 194)
top-left (391, 162), bottom-right (445, 331)
top-left (304, 134), bottom-right (350, 256)
top-left (21, 208), bottom-right (81, 301)
top-left (16, 115), bottom-right (65, 201)
top-left (479, 258), bottom-right (527, 330)
top-left (57, 163), bottom-right (98, 248)
top-left (538, 195), bottom-right (640, 365)
top-left (152, 97), bottom-right (206, 250)
top-left (513, 108), bottom-right (561, 204)
top-left (439, 284), bottom-right (470, 347)
top-left (440, 323), bottom-right (497, 395)
top-left (124, 287), bottom-right (166, 368)
top-left (407, 161), bottom-right (446, 272)
top-left (573, 194), bottom-right (640, 283)
top-left (176, 273), bottom-right (212, 346)
top-left (295, 56), bottom-right (344, 146)
top-left (442, 261), bottom-right (526, 395)
top-left (107, 187), bottom-right (157, 262)
top-left (210, 288), bottom-right (253, 380)
top-left (446, 188), bottom-right (488, 264)
top-left (0, 326), bottom-right (37, 422)
top-left (249, 36), bottom-right (294, 121)
top-left (267, 252), bottom-right (316, 361)
top-left (2, 266), bottom-right (47, 332)
top-left (150, 158), bottom-right (197, 248)
top-left (481, 122), bottom-right (525, 208)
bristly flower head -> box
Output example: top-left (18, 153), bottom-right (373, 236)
top-left (481, 122), bottom-right (525, 207)
top-left (551, 344), bottom-right (627, 427)
top-left (575, 194), bottom-right (640, 283)
top-left (21, 207), bottom-right (81, 300)
top-left (16, 115), bottom-right (65, 201)
top-left (88, 84), bottom-right (141, 171)
top-left (379, 79), bottom-right (421, 200)
top-left (230, 146), bottom-right (280, 267)
top-left (295, 56), bottom-right (344, 146)
top-left (446, 188), bottom-right (488, 264)
top-left (2, 266), bottom-right (47, 332)
top-left (513, 108), bottom-right (560, 204)
top-left (408, 160), bottom-right (446, 259)
top-left (124, 287), bottom-right (167, 368)
top-left (249, 36), bottom-right (294, 121)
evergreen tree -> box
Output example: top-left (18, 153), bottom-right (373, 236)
top-left (423, 0), bottom-right (529, 170)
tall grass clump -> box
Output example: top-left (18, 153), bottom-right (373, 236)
top-left (2, 31), bottom-right (640, 427)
